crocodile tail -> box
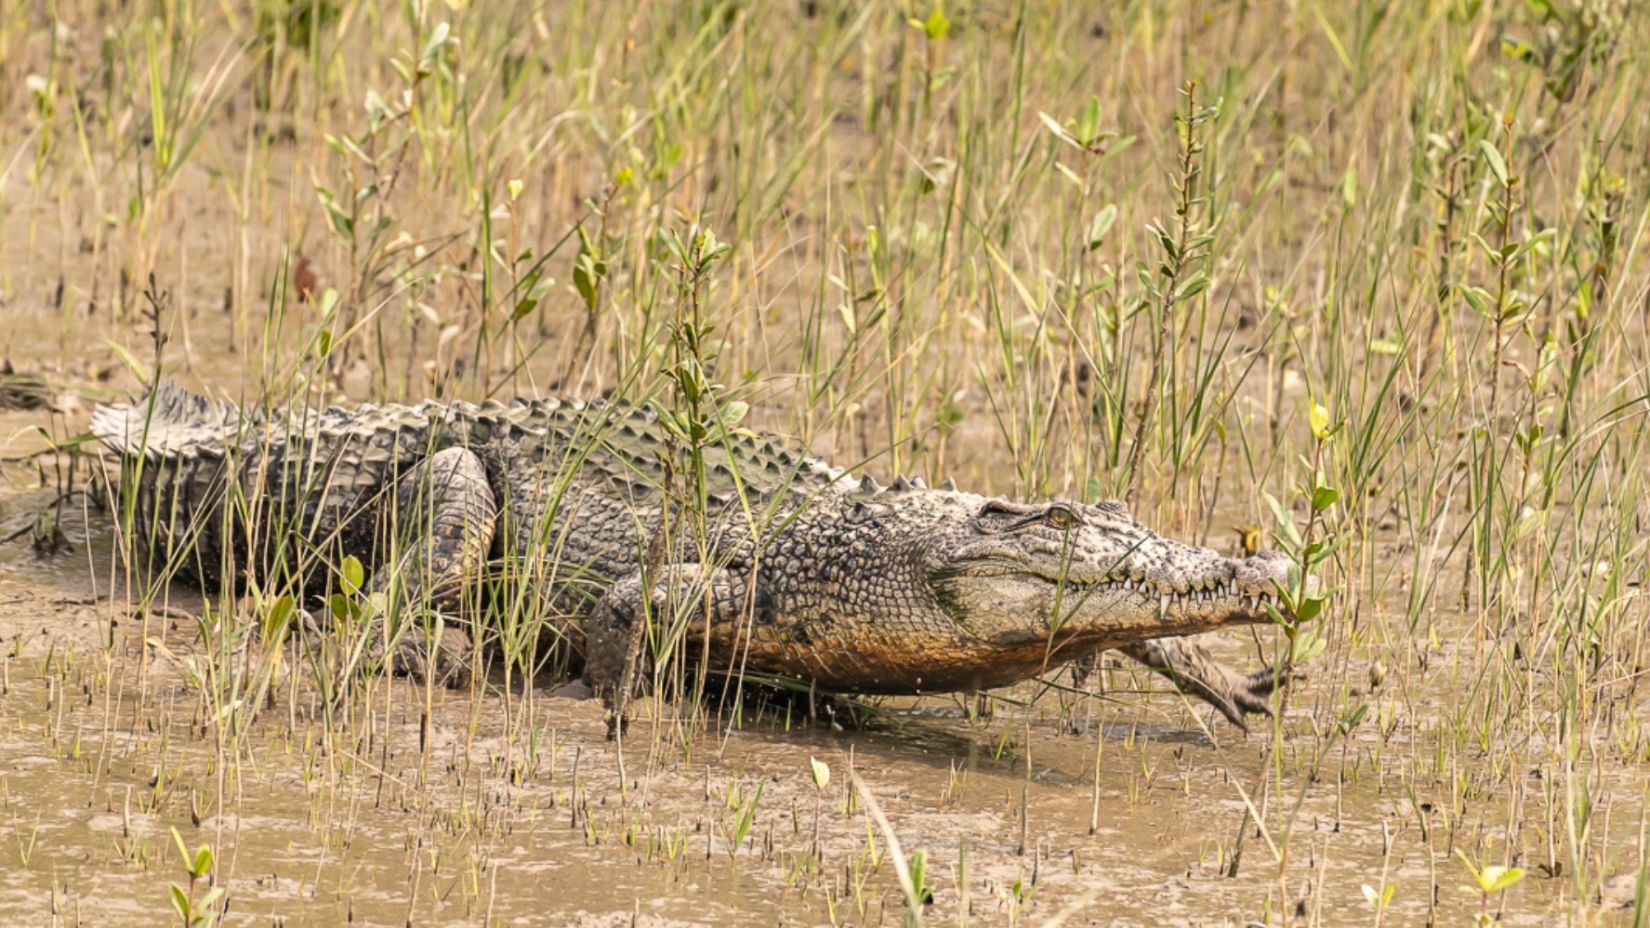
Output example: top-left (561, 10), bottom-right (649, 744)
top-left (90, 382), bottom-right (242, 460)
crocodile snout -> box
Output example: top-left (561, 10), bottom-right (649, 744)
top-left (1234, 549), bottom-right (1293, 596)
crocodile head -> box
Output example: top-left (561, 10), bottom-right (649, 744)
top-left (921, 495), bottom-right (1293, 677)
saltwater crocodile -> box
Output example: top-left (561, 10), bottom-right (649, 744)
top-left (92, 384), bottom-right (1293, 728)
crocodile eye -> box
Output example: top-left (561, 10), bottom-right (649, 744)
top-left (1045, 505), bottom-right (1077, 529)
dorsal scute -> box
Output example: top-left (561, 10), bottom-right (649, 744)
top-left (95, 387), bottom-right (859, 501)
top-left (845, 469), bottom-right (965, 500)
top-left (90, 381), bottom-right (244, 459)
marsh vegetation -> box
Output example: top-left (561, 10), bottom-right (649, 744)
top-left (1, 0), bottom-right (1648, 924)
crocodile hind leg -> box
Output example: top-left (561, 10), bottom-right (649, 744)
top-left (582, 565), bottom-right (741, 734)
top-left (368, 447), bottom-right (498, 686)
top-left (1118, 637), bottom-right (1288, 732)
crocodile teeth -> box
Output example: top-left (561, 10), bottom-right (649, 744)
top-left (1158, 595), bottom-right (1170, 617)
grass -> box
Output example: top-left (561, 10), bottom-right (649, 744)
top-left (0, 0), bottom-right (1648, 924)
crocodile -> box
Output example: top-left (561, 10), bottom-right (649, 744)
top-left (91, 383), bottom-right (1293, 728)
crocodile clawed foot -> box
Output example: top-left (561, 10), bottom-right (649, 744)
top-left (1212, 664), bottom-right (1301, 732)
top-left (1117, 638), bottom-right (1301, 734)
top-left (546, 680), bottom-right (594, 700)
top-left (381, 625), bottom-right (473, 689)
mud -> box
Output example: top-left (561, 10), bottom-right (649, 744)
top-left (0, 476), bottom-right (1630, 925)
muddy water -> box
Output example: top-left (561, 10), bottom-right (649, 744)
top-left (0, 588), bottom-right (1527, 928)
top-left (0, 470), bottom-right (1627, 926)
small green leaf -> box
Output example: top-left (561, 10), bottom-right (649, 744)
top-left (171, 827), bottom-right (191, 867)
top-left (1338, 703), bottom-right (1369, 735)
top-left (909, 849), bottom-right (933, 903)
top-left (716, 401), bottom-right (750, 433)
top-left (573, 251), bottom-right (604, 311)
top-left (1482, 865), bottom-right (1524, 893)
top-left (1291, 628), bottom-right (1326, 663)
top-left (169, 884), bottom-right (191, 920)
top-left (1479, 139), bottom-right (1509, 187)
top-left (341, 555), bottom-right (366, 595)
top-left (1295, 596), bottom-right (1325, 624)
top-left (195, 886), bottom-right (224, 914)
top-left (1037, 110), bottom-right (1070, 143)
top-left (1311, 485), bottom-right (1339, 512)
top-left (1175, 273), bottom-right (1208, 304)
top-left (809, 756), bottom-right (830, 789)
top-left (1458, 283), bottom-right (1496, 318)
top-left (1262, 492), bottom-right (1304, 548)
top-left (364, 89), bottom-right (389, 130)
top-left (513, 269), bottom-right (553, 320)
top-left (266, 594), bottom-right (296, 639)
top-left (1076, 95), bottom-right (1102, 146)
top-left (419, 21), bottom-right (453, 75)
top-left (1086, 204), bottom-right (1117, 251)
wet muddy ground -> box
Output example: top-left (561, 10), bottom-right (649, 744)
top-left (2, 419), bottom-right (1640, 926)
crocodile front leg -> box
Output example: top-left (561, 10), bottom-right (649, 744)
top-left (1118, 637), bottom-right (1287, 732)
top-left (583, 565), bottom-right (743, 733)
top-left (368, 447), bottom-right (498, 685)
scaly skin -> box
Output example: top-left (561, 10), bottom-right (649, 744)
top-left (93, 384), bottom-right (1292, 728)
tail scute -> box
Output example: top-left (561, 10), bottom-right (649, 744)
top-left (91, 382), bottom-right (241, 459)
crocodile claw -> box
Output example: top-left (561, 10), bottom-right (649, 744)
top-left (1117, 637), bottom-right (1297, 732)
top-left (379, 625), bottom-right (473, 689)
top-left (299, 606), bottom-right (471, 688)
top-left (1204, 664), bottom-right (1295, 732)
